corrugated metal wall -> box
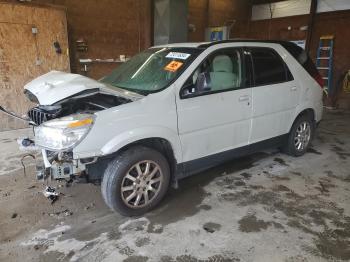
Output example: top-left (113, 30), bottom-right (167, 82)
top-left (154, 0), bottom-right (188, 45)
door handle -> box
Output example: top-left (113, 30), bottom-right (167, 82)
top-left (291, 86), bottom-right (297, 91)
top-left (239, 95), bottom-right (250, 102)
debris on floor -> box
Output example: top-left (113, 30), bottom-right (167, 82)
top-left (203, 222), bottom-right (221, 233)
top-left (17, 138), bottom-right (38, 152)
top-left (43, 186), bottom-right (59, 204)
top-left (84, 202), bottom-right (95, 210)
top-left (48, 209), bottom-right (73, 219)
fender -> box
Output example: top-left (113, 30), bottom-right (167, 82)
top-left (289, 105), bottom-right (317, 132)
top-left (100, 126), bottom-right (183, 163)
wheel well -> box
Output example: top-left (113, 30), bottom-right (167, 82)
top-left (289, 108), bottom-right (315, 132)
top-left (297, 108), bottom-right (315, 121)
top-left (86, 138), bottom-right (177, 182)
top-left (119, 138), bottom-right (177, 178)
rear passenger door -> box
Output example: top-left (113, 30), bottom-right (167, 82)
top-left (245, 47), bottom-right (299, 144)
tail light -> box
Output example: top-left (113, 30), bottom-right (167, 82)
top-left (314, 73), bottom-right (324, 88)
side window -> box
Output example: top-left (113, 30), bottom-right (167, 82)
top-left (181, 49), bottom-right (243, 98)
top-left (250, 48), bottom-right (291, 86)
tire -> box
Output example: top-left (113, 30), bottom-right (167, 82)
top-left (283, 114), bottom-right (314, 157)
top-left (101, 146), bottom-right (170, 216)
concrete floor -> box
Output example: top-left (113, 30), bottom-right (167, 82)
top-left (0, 109), bottom-right (349, 262)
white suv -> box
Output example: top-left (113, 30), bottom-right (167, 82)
top-left (21, 40), bottom-right (323, 216)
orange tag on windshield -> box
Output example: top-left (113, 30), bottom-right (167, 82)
top-left (164, 61), bottom-right (183, 72)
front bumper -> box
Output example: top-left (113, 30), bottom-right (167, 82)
top-left (18, 137), bottom-right (104, 182)
top-left (37, 149), bottom-right (89, 180)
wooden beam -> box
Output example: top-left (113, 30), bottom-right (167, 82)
top-left (305, 0), bottom-right (317, 52)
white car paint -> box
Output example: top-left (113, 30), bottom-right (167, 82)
top-left (246, 43), bottom-right (301, 144)
top-left (24, 71), bottom-right (142, 105)
top-left (174, 44), bottom-right (253, 162)
top-left (30, 42), bottom-right (323, 167)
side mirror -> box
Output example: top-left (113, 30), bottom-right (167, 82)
top-left (196, 72), bottom-right (211, 92)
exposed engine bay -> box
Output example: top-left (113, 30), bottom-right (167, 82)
top-left (27, 93), bottom-right (130, 126)
top-left (0, 71), bottom-right (140, 184)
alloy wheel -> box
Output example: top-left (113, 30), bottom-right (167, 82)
top-left (120, 160), bottom-right (163, 208)
top-left (294, 121), bottom-right (311, 151)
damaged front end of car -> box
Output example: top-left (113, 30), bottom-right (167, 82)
top-left (2, 70), bottom-right (141, 183)
top-left (34, 113), bottom-right (97, 180)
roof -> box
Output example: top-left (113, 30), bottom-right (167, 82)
top-left (197, 39), bottom-right (296, 48)
top-left (152, 39), bottom-right (297, 49)
top-left (152, 42), bottom-right (209, 48)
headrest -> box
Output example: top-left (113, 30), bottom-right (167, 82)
top-left (212, 55), bottom-right (233, 73)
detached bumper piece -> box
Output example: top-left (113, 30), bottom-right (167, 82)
top-left (50, 160), bottom-right (86, 180)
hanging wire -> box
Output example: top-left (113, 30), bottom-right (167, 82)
top-left (21, 154), bottom-right (36, 176)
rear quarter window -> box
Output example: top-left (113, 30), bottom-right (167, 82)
top-left (281, 42), bottom-right (319, 78)
top-left (250, 48), bottom-right (293, 87)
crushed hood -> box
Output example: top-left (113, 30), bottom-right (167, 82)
top-left (24, 71), bottom-right (143, 105)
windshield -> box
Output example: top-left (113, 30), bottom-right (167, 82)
top-left (100, 47), bottom-right (202, 95)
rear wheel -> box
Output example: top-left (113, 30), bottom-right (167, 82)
top-left (101, 146), bottom-right (170, 216)
top-left (284, 114), bottom-right (314, 156)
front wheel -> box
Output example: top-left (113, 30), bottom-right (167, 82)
top-left (101, 146), bottom-right (170, 216)
top-left (284, 114), bottom-right (314, 156)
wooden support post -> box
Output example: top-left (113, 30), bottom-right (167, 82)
top-left (305, 0), bottom-right (317, 53)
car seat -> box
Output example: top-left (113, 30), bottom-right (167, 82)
top-left (210, 55), bottom-right (237, 91)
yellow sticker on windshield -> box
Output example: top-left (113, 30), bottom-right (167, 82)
top-left (164, 61), bottom-right (183, 72)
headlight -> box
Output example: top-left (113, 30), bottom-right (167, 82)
top-left (34, 114), bottom-right (94, 151)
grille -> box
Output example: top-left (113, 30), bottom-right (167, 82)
top-left (27, 106), bottom-right (61, 125)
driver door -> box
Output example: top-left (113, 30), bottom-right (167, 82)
top-left (176, 48), bottom-right (253, 173)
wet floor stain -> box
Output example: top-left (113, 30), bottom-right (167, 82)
top-left (234, 181), bottom-right (246, 186)
top-left (198, 204), bottom-right (212, 211)
top-left (272, 176), bottom-right (291, 181)
top-left (310, 227), bottom-right (350, 260)
top-left (238, 214), bottom-right (282, 233)
top-left (307, 147), bottom-right (322, 155)
top-left (203, 222), bottom-right (221, 233)
top-left (273, 185), bottom-right (291, 192)
top-left (248, 185), bottom-right (265, 190)
top-left (160, 255), bottom-right (240, 262)
top-left (331, 145), bottom-right (350, 160)
top-left (331, 145), bottom-right (345, 152)
top-left (147, 153), bottom-right (269, 226)
top-left (218, 178), bottom-right (350, 260)
top-left (273, 157), bottom-right (289, 166)
top-left (315, 179), bottom-right (336, 194)
top-left (290, 171), bottom-right (302, 176)
top-left (123, 256), bottom-right (149, 262)
top-left (239, 172), bottom-right (252, 179)
top-left (333, 137), bottom-right (345, 145)
top-left (135, 237), bottom-right (151, 247)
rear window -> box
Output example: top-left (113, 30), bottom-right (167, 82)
top-left (280, 42), bottom-right (319, 78)
top-left (250, 48), bottom-right (292, 86)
